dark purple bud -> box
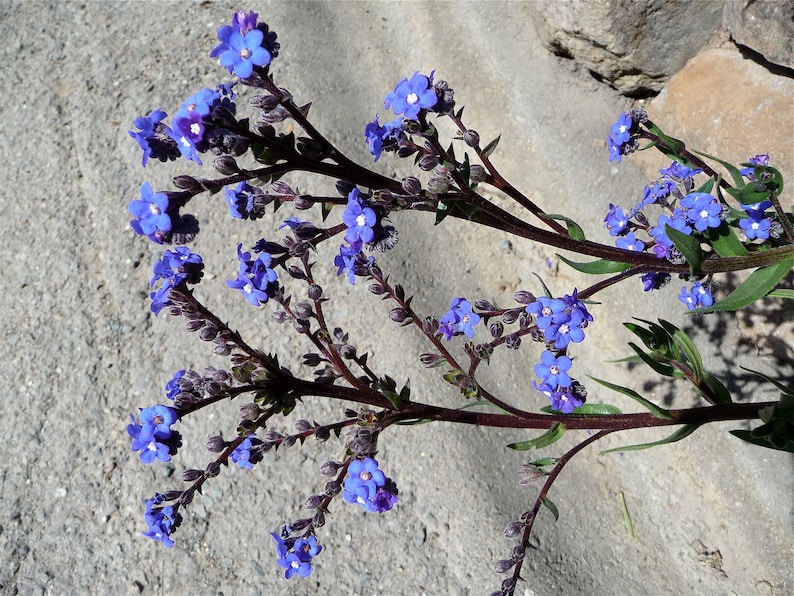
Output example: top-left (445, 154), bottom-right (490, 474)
top-left (293, 195), bottom-right (313, 210)
top-left (182, 469), bottom-right (204, 482)
top-left (307, 284), bottom-right (323, 300)
top-left (368, 283), bottom-right (386, 295)
top-left (205, 461), bottom-right (221, 477)
top-left (463, 129), bottom-right (480, 147)
top-left (494, 559), bottom-right (515, 574)
top-left (303, 353), bottom-right (323, 367)
top-left (513, 291), bottom-right (535, 305)
top-left (397, 145), bottom-right (419, 158)
top-left (490, 321), bottom-right (504, 338)
top-left (162, 490), bottom-right (182, 501)
top-left (283, 434), bottom-right (298, 447)
top-left (239, 403), bottom-right (261, 420)
top-left (185, 319), bottom-right (205, 332)
top-left (504, 334), bottom-right (521, 350)
top-left (503, 522), bottom-right (524, 538)
top-left (420, 352), bottom-right (444, 366)
top-left (213, 155), bottom-right (240, 175)
top-left (474, 299), bottom-right (495, 312)
top-left (172, 175), bottom-right (202, 191)
top-left (264, 430), bottom-right (284, 443)
top-left (325, 480), bottom-right (342, 496)
top-left (270, 180), bottom-right (295, 195)
top-left (469, 164), bottom-right (486, 183)
top-left (520, 510), bottom-right (535, 524)
top-left (295, 419), bottom-right (313, 432)
top-left (423, 316), bottom-right (439, 334)
top-left (290, 518), bottom-right (312, 532)
top-left (287, 265), bottom-right (306, 280)
top-left (313, 510), bottom-right (326, 528)
top-left (389, 307), bottom-right (408, 323)
top-left (204, 381), bottom-right (224, 396)
top-left (511, 544), bottom-right (526, 561)
top-left (304, 495), bottom-right (324, 510)
top-left (427, 177), bottom-right (451, 194)
top-left (293, 318), bottom-right (310, 333)
top-left (294, 301), bottom-right (313, 319)
top-left (502, 309), bottom-right (520, 325)
top-left (314, 426), bottom-right (331, 441)
top-left (271, 310), bottom-right (287, 324)
top-left (199, 325), bottom-right (219, 342)
top-left (206, 436), bottom-right (227, 453)
top-left (418, 154), bottom-right (439, 171)
top-left (401, 176), bottom-right (422, 194)
top-left (178, 488), bottom-right (196, 505)
top-left (320, 461), bottom-right (341, 476)
top-left (403, 119), bottom-right (422, 134)
top-left (249, 94), bottom-right (280, 111)
top-left (339, 344), bottom-right (357, 359)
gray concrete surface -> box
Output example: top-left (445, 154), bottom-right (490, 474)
top-left (1, 1), bottom-right (791, 595)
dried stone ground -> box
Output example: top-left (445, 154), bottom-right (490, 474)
top-left (0, 2), bottom-right (791, 595)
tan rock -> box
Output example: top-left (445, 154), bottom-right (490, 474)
top-left (633, 47), bottom-right (794, 210)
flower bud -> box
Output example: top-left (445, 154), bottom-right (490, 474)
top-left (469, 164), bottom-right (487, 183)
top-left (239, 403), bottom-right (261, 420)
top-left (401, 176), bottom-right (422, 194)
top-left (513, 290), bottom-right (535, 305)
top-left (213, 155), bottom-right (240, 175)
top-left (494, 559), bottom-right (515, 574)
top-left (304, 495), bottom-right (324, 510)
top-left (308, 284), bottom-right (323, 300)
top-left (293, 195), bottom-right (314, 210)
top-left (182, 469), bottom-right (204, 482)
top-left (206, 436), bottom-right (227, 453)
top-left (418, 154), bottom-right (439, 171)
top-left (205, 461), bottom-right (221, 477)
top-left (320, 461), bottom-right (341, 476)
top-left (463, 129), bottom-right (480, 147)
top-left (503, 522), bottom-right (524, 538)
top-left (313, 510), bottom-right (326, 528)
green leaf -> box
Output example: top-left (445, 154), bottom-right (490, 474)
top-left (545, 214), bottom-right (586, 241)
top-left (690, 256), bottom-right (794, 313)
top-left (658, 319), bottom-right (703, 382)
top-left (767, 289), bottom-right (794, 299)
top-left (529, 457), bottom-right (559, 467)
top-left (540, 497), bottom-right (560, 521)
top-left (726, 182), bottom-right (772, 205)
top-left (556, 254), bottom-right (632, 274)
top-left (601, 424), bottom-right (701, 454)
top-left (665, 224), bottom-right (704, 275)
top-left (644, 122), bottom-right (692, 165)
top-left (739, 366), bottom-right (794, 396)
top-left (540, 403), bottom-right (623, 415)
top-left (743, 164), bottom-right (784, 195)
top-left (482, 134), bottom-right (500, 157)
top-left (320, 199), bottom-right (333, 222)
top-left (704, 221), bottom-right (749, 257)
top-left (507, 422), bottom-right (567, 451)
top-left (700, 371), bottom-right (733, 404)
top-left (691, 149), bottom-right (745, 187)
top-left (588, 376), bottom-right (673, 419)
top-left (695, 177), bottom-right (714, 194)
top-left (729, 429), bottom-right (794, 453)
top-left (532, 273), bottom-right (554, 298)
top-left (627, 342), bottom-right (680, 377)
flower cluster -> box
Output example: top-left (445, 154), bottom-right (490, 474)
top-left (127, 404), bottom-right (180, 464)
top-left (439, 297), bottom-right (481, 341)
top-left (364, 114), bottom-right (404, 161)
top-left (272, 531), bottom-right (323, 579)
top-left (227, 242), bottom-right (279, 306)
top-left (527, 291), bottom-right (592, 413)
top-left (225, 181), bottom-right (267, 220)
top-left (342, 457), bottom-right (398, 513)
top-left (149, 247), bottom-right (204, 314)
top-left (335, 188), bottom-right (377, 285)
top-left (606, 110), bottom-right (644, 163)
top-left (143, 493), bottom-right (181, 548)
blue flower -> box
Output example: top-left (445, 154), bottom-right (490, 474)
top-left (650, 211), bottom-right (692, 258)
top-left (272, 531), bottom-right (320, 579)
top-left (607, 112), bottom-right (632, 163)
top-left (525, 297), bottom-right (567, 330)
top-left (334, 242), bottom-right (362, 285)
top-left (438, 297), bottom-right (481, 340)
top-left (143, 495), bottom-right (178, 547)
top-left (681, 192), bottom-right (722, 232)
top-left (294, 535), bottom-right (323, 559)
top-left (739, 215), bottom-right (771, 240)
top-left (549, 388), bottom-right (583, 414)
top-left (179, 88), bottom-right (221, 118)
top-left (364, 114), bottom-right (404, 161)
top-left (384, 72), bottom-right (438, 119)
top-left (659, 161), bottom-right (702, 181)
top-left (641, 272), bottom-right (670, 292)
top-left (739, 153), bottom-right (769, 178)
top-left (171, 109), bottom-right (205, 146)
top-left (129, 182), bottom-right (171, 240)
top-left (678, 281), bottom-right (714, 311)
top-left (534, 351), bottom-right (573, 388)
top-left (225, 182), bottom-right (257, 219)
top-left (343, 189), bottom-right (377, 244)
top-left (149, 248), bottom-right (204, 315)
top-left (165, 370), bottom-right (186, 400)
top-left (227, 274), bottom-right (270, 306)
top-left (544, 310), bottom-right (585, 350)
top-left (218, 29), bottom-right (272, 79)
top-left (344, 457), bottom-right (386, 501)
top-left (231, 437), bottom-right (255, 470)
top-left (227, 243), bottom-right (279, 306)
top-left (128, 109), bottom-right (179, 166)
top-left (604, 203), bottom-right (629, 236)
top-left (639, 179), bottom-right (677, 209)
top-left (167, 127), bottom-right (203, 165)
top-left (128, 405), bottom-right (178, 464)
top-left (615, 231), bottom-right (645, 252)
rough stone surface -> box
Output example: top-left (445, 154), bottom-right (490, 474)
top-left (528, 0), bottom-right (724, 96)
top-left (0, 2), bottom-right (792, 596)
top-left (724, 0), bottom-right (794, 69)
top-left (633, 46), bottom-right (794, 210)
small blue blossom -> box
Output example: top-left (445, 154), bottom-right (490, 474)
top-left (650, 211), bottom-right (692, 258)
top-left (172, 109), bottom-right (205, 146)
top-left (739, 215), bottom-right (772, 240)
top-left (607, 112), bottom-right (632, 163)
top-left (278, 551), bottom-right (313, 579)
top-left (659, 161), bottom-right (702, 181)
top-left (165, 370), bottom-right (186, 400)
top-left (143, 495), bottom-right (179, 548)
top-left (167, 127), bottom-right (203, 165)
top-left (604, 203), bottom-right (629, 236)
top-left (334, 242), bottom-right (362, 285)
top-left (225, 181), bottom-right (262, 220)
top-left (678, 281), bottom-right (714, 311)
top-left (641, 272), bottom-right (671, 292)
top-left (343, 189), bottom-right (377, 244)
top-left (128, 109), bottom-right (179, 166)
top-left (639, 179), bottom-right (677, 209)
top-left (438, 297), bottom-right (481, 340)
top-left (231, 437), bottom-right (255, 470)
top-left (534, 350), bottom-right (573, 388)
top-left (525, 297), bottom-right (568, 330)
top-left (681, 192), bottom-right (722, 232)
top-left (128, 404), bottom-right (179, 464)
top-left (227, 242), bottom-right (279, 306)
top-left (384, 72), bottom-right (437, 119)
top-left (129, 182), bottom-right (171, 241)
top-left (739, 153), bottom-right (769, 178)
top-left (544, 310), bottom-right (585, 350)
top-left (364, 114), bottom-right (404, 161)
top-left (149, 248), bottom-right (204, 315)
top-left (549, 387), bottom-right (583, 414)
top-left (179, 88), bottom-right (221, 118)
top-left (218, 29), bottom-right (272, 79)
top-left (743, 199), bottom-right (773, 217)
top-left (294, 535), bottom-right (323, 559)
top-left (615, 231), bottom-right (645, 252)
top-left (344, 457), bottom-right (386, 501)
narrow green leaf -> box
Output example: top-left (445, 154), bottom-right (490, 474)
top-left (694, 177), bottom-right (714, 194)
top-left (545, 214), bottom-right (586, 241)
top-left (540, 497), bottom-right (560, 521)
top-left (435, 199), bottom-right (453, 225)
top-left (627, 342), bottom-right (680, 377)
top-left (691, 256), bottom-right (794, 313)
top-left (482, 134), bottom-right (501, 157)
top-left (557, 254), bottom-right (632, 274)
top-left (700, 371), bottom-right (733, 404)
top-left (730, 429), bottom-right (794, 453)
top-left (665, 224), bottom-right (704, 275)
top-left (532, 273), bottom-right (554, 298)
top-left (726, 183), bottom-right (771, 205)
top-left (539, 403), bottom-right (624, 415)
top-left (601, 424), bottom-right (701, 454)
top-left (507, 422), bottom-right (567, 451)
top-left (529, 457), bottom-right (559, 467)
top-left (644, 123), bottom-right (692, 165)
top-left (739, 366), bottom-right (794, 396)
top-left (321, 199), bottom-right (333, 222)
top-left (619, 492), bottom-right (635, 539)
top-left (767, 289), bottom-right (794, 299)
top-left (588, 376), bottom-right (673, 419)
top-left (691, 149), bottom-right (745, 187)
top-left (658, 319), bottom-right (703, 382)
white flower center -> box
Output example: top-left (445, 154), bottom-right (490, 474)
top-left (149, 203), bottom-right (161, 215)
top-left (356, 214), bottom-right (367, 227)
top-left (559, 324), bottom-right (569, 335)
top-left (240, 48), bottom-right (251, 60)
top-left (361, 471), bottom-right (371, 482)
top-left (406, 92), bottom-right (419, 105)
top-left (699, 209), bottom-right (709, 218)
